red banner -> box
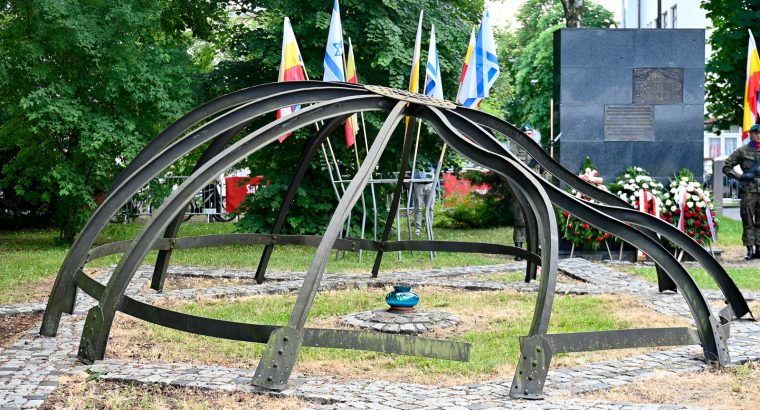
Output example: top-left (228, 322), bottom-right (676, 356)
top-left (225, 176), bottom-right (264, 213)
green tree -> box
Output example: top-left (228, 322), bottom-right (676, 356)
top-left (703, 0), bottom-right (760, 132)
top-left (0, 0), bottom-right (220, 241)
top-left (500, 0), bottom-right (615, 145)
top-left (560, 0), bottom-right (585, 28)
top-left (209, 0), bottom-right (485, 235)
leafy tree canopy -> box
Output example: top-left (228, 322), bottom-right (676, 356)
top-left (206, 0), bottom-right (485, 234)
top-left (703, 0), bottom-right (760, 131)
top-left (0, 0), bottom-right (220, 241)
top-left (499, 0), bottom-right (615, 145)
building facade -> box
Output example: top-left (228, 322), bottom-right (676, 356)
top-left (621, 0), bottom-right (708, 30)
top-left (622, 1), bottom-right (742, 173)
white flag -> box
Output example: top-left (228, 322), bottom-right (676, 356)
top-left (424, 25), bottom-right (444, 99)
top-left (457, 7), bottom-right (499, 107)
top-left (323, 0), bottom-right (345, 82)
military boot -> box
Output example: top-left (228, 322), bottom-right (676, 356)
top-left (754, 245), bottom-right (760, 259)
top-left (746, 246), bottom-right (754, 261)
top-left (514, 242), bottom-right (523, 261)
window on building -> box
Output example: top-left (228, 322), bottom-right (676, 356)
top-left (708, 138), bottom-right (721, 158)
top-left (671, 5), bottom-right (677, 28)
top-left (725, 138), bottom-right (737, 155)
top-left (662, 12), bottom-right (668, 28)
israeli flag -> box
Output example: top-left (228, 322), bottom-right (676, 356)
top-left (424, 25), bottom-right (444, 99)
top-left (323, 0), bottom-right (345, 82)
top-left (458, 8), bottom-right (500, 108)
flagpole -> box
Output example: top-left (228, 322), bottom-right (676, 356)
top-left (403, 9), bottom-right (424, 243)
top-left (321, 145), bottom-right (341, 200)
top-left (550, 97), bottom-right (555, 159)
top-left (304, 52), bottom-right (351, 255)
top-left (343, 38), bottom-right (367, 259)
top-left (350, 37), bottom-right (378, 242)
top-left (406, 122), bottom-right (422, 238)
top-left (429, 28), bottom-right (471, 220)
top-left (358, 110), bottom-right (377, 240)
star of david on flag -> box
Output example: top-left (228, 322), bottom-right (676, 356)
top-left (424, 24), bottom-right (444, 99)
top-left (323, 0), bottom-right (345, 82)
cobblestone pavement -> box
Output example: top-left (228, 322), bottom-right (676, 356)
top-left (1, 259), bottom-right (758, 409)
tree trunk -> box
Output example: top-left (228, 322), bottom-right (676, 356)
top-left (560, 0), bottom-right (584, 28)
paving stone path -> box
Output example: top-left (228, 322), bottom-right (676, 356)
top-left (1, 259), bottom-right (758, 409)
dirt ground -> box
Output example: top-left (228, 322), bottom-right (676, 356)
top-left (580, 362), bottom-right (760, 410)
top-left (0, 313), bottom-right (41, 348)
top-left (41, 376), bottom-right (310, 410)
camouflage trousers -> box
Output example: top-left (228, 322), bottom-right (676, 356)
top-left (513, 203), bottom-right (526, 244)
top-left (740, 192), bottom-right (760, 246)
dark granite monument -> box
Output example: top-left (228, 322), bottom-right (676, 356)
top-left (553, 29), bottom-right (705, 182)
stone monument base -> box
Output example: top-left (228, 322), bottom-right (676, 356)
top-left (341, 310), bottom-right (460, 335)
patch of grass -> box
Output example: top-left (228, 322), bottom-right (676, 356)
top-left (0, 222), bottom-right (513, 304)
top-left (109, 288), bottom-right (675, 384)
top-left (617, 265), bottom-right (760, 291)
top-left (714, 216), bottom-right (743, 248)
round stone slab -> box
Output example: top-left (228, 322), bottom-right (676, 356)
top-left (341, 310), bottom-right (460, 335)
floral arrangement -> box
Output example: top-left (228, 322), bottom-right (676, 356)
top-left (663, 169), bottom-right (718, 247)
top-left (608, 166), bottom-right (665, 209)
top-left (557, 158), bottom-right (611, 251)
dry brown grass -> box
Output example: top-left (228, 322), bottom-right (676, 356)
top-left (580, 362), bottom-right (760, 409)
top-left (749, 300), bottom-right (760, 314)
top-left (2, 275), bottom-right (56, 304)
top-left (107, 288), bottom-right (693, 386)
top-left (722, 246), bottom-right (748, 262)
top-left (41, 375), bottom-right (312, 410)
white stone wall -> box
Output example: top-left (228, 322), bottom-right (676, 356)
top-left (623, 0), bottom-right (707, 29)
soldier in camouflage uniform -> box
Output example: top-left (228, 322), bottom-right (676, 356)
top-left (723, 123), bottom-right (760, 260)
top-left (507, 125), bottom-right (540, 260)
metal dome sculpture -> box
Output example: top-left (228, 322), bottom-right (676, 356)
top-left (40, 81), bottom-right (752, 399)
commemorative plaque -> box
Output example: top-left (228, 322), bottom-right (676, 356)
top-left (633, 68), bottom-right (683, 105)
top-left (604, 105), bottom-right (654, 141)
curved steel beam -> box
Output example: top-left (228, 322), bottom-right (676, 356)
top-left (252, 101), bottom-right (407, 389)
top-left (76, 94), bottom-right (396, 363)
top-left (460, 109), bottom-right (680, 290)
top-left (456, 107), bottom-right (750, 319)
top-left (255, 115), bottom-right (350, 284)
top-left (41, 85), bottom-right (371, 336)
top-left (106, 81), bottom-right (364, 197)
top-left (290, 101), bottom-right (407, 327)
top-left (432, 108), bottom-right (728, 364)
top-left (151, 123), bottom-right (248, 291)
top-left (420, 106), bottom-right (558, 337)
top-left (83, 234), bottom-right (540, 266)
top-left (370, 117), bottom-right (417, 277)
top-left (74, 271), bottom-right (470, 362)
